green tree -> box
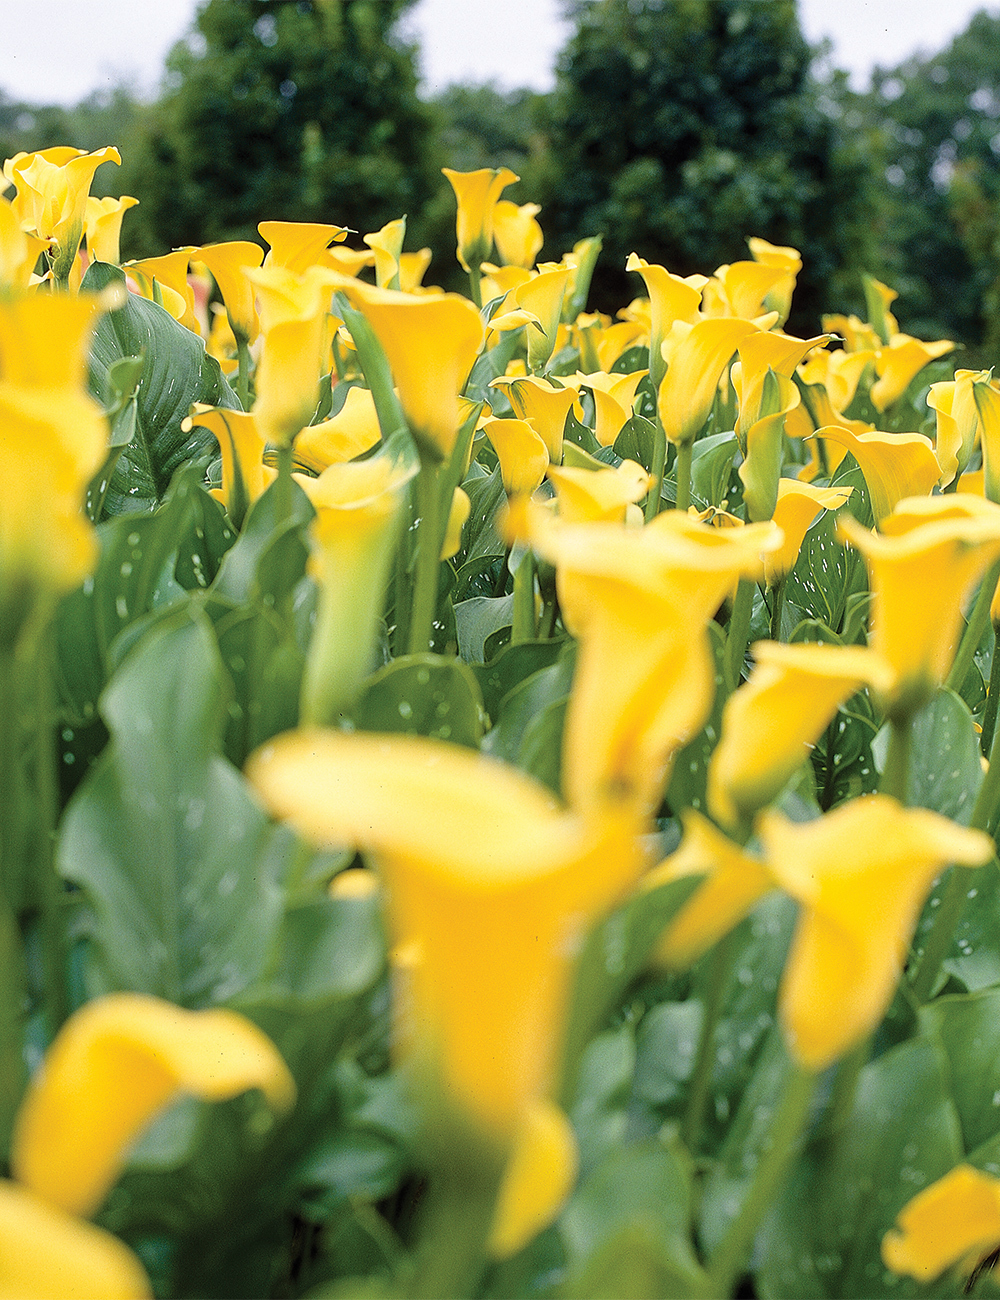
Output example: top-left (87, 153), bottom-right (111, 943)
top-left (543, 0), bottom-right (875, 330)
top-left (127, 0), bottom-right (438, 256)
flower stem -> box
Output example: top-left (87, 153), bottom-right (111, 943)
top-left (236, 337), bottom-right (251, 412)
top-left (31, 621), bottom-right (68, 1037)
top-left (467, 265), bottom-right (483, 311)
top-left (681, 930), bottom-right (736, 1153)
top-left (724, 579), bottom-right (755, 693)
top-left (706, 1064), bottom-right (815, 1298)
top-left (981, 626), bottom-right (1000, 757)
top-left (946, 557), bottom-right (1000, 695)
top-left (644, 417), bottom-right (667, 521)
top-left (0, 636), bottom-right (28, 1157)
top-left (879, 716), bottom-right (912, 803)
top-left (408, 455), bottom-right (442, 656)
top-left (274, 441), bottom-right (293, 529)
top-left (674, 438), bottom-right (693, 513)
top-left (768, 579), bottom-right (785, 643)
top-left (511, 549), bottom-right (536, 643)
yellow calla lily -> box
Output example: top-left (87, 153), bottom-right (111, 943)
top-left (883, 1164), bottom-right (1000, 1284)
top-left (484, 417), bottom-right (549, 496)
top-left (83, 195), bottom-right (138, 267)
top-left (738, 370), bottom-right (801, 522)
top-left (822, 311), bottom-right (883, 354)
top-left (12, 993), bottom-right (294, 1218)
top-left (195, 240), bottom-right (265, 344)
top-left (870, 333), bottom-right (955, 412)
top-left (3, 145), bottom-right (120, 280)
top-left (488, 1098), bottom-right (578, 1259)
top-left (322, 244), bottom-right (376, 277)
top-left (658, 317), bottom-right (760, 446)
top-left (493, 200), bottom-right (544, 269)
top-left (763, 478), bottom-right (853, 585)
top-left (799, 346), bottom-right (876, 415)
top-left (363, 217), bottom-right (407, 289)
top-left (746, 236), bottom-right (802, 323)
top-left (127, 248), bottom-right (201, 334)
top-left (442, 167), bottom-right (520, 272)
top-left (625, 253), bottom-right (704, 389)
top-left (706, 641), bottom-right (892, 830)
top-left (734, 331), bottom-right (830, 441)
top-left (488, 375), bottom-right (576, 464)
top-left (441, 485), bottom-right (471, 560)
top-left (514, 264), bottom-right (571, 372)
top-left (0, 196), bottom-right (47, 289)
top-left (293, 385), bottom-right (382, 473)
top-left (571, 369), bottom-right (648, 447)
top-left (259, 220), bottom-right (348, 275)
top-left (184, 404), bottom-right (273, 526)
top-left (973, 376), bottom-right (1000, 503)
top-left (545, 459), bottom-right (651, 524)
top-left (760, 796), bottom-right (992, 1071)
top-left (839, 495), bottom-right (1000, 719)
top-left (814, 424), bottom-right (940, 525)
top-left (0, 1180), bottom-right (150, 1299)
top-left (861, 274), bottom-right (900, 344)
top-left (337, 280), bottom-right (484, 461)
top-left (928, 369), bottom-right (987, 489)
top-left (706, 260), bottom-right (790, 321)
top-left (398, 247), bottom-right (433, 293)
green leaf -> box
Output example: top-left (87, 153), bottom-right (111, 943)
top-left (454, 594), bottom-right (515, 663)
top-left (83, 261), bottom-right (239, 517)
top-left (353, 654), bottom-right (485, 747)
top-left (481, 654), bottom-right (574, 767)
top-left (784, 506), bottom-right (869, 636)
top-left (472, 638), bottom-right (568, 722)
top-left (456, 464), bottom-right (507, 568)
top-left (872, 687), bottom-right (983, 822)
top-left (690, 432), bottom-right (738, 508)
top-left (920, 989), bottom-right (1000, 1152)
top-left (612, 415), bottom-right (657, 473)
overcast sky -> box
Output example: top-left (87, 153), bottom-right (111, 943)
top-left (1, 0), bottom-right (998, 106)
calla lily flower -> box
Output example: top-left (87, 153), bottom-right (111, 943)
top-left (763, 478), bottom-right (853, 586)
top-left (704, 260), bottom-right (789, 321)
top-left (493, 200), bottom-right (544, 269)
top-left (569, 368), bottom-right (648, 447)
top-left (822, 311), bottom-right (882, 354)
top-left (861, 273), bottom-right (900, 344)
top-left (883, 1164), bottom-right (1000, 1283)
top-left (973, 376), bottom-right (1000, 503)
top-left (295, 452), bottom-right (416, 724)
top-left (734, 330), bottom-right (829, 440)
top-left (3, 145), bottom-right (120, 280)
top-left (246, 725), bottom-right (644, 1145)
top-left (928, 369), bottom-right (986, 488)
top-left (658, 317), bottom-right (759, 446)
top-left (127, 248), bottom-right (201, 334)
top-left (293, 385), bottom-right (382, 473)
top-left (484, 417), bottom-right (549, 496)
top-left (259, 220), bottom-right (348, 275)
top-left (398, 247), bottom-right (433, 293)
top-left (530, 510), bottom-right (782, 813)
top-left (738, 369), bottom-right (800, 522)
top-left (184, 404), bottom-right (273, 527)
top-left (488, 1098), bottom-right (578, 1259)
top-left (13, 993), bottom-right (294, 1218)
top-left (323, 244), bottom-right (376, 277)
top-left (0, 196), bottom-right (47, 289)
top-left (441, 485), bottom-right (471, 560)
top-left (364, 217), bottom-right (406, 289)
top-left (706, 640), bottom-right (892, 829)
top-left (625, 253), bottom-right (704, 389)
top-left (514, 264), bottom-right (571, 372)
top-left (839, 495), bottom-right (1000, 719)
top-left (870, 333), bottom-right (955, 412)
top-left (488, 375), bottom-right (575, 464)
top-left (442, 166), bottom-right (520, 272)
top-left (814, 424), bottom-right (940, 525)
top-left (195, 240), bottom-right (265, 344)
top-left (545, 459), bottom-right (651, 524)
top-left (246, 263), bottom-right (339, 447)
top-left (337, 280), bottom-right (484, 461)
top-left (747, 236), bottom-right (802, 324)
top-left (760, 796), bottom-right (991, 1071)
top-left (799, 345), bottom-right (876, 415)
top-left (83, 195), bottom-right (138, 267)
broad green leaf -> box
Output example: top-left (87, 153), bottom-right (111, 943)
top-left (456, 463), bottom-right (507, 568)
top-left (519, 696), bottom-right (567, 795)
top-left (353, 654), bottom-right (485, 747)
top-left (784, 506), bottom-right (869, 637)
top-left (613, 415), bottom-right (657, 473)
top-left (920, 989), bottom-right (1000, 1152)
top-left (570, 1025), bottom-right (636, 1172)
top-left (83, 261), bottom-right (239, 516)
top-left (473, 638), bottom-right (568, 721)
top-left (690, 431), bottom-right (738, 508)
top-left (937, 860), bottom-right (1000, 993)
top-left (454, 594), bottom-right (514, 663)
top-left (872, 688), bottom-right (983, 823)
top-left (482, 655), bottom-right (574, 765)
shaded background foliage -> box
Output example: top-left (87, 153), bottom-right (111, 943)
top-left (3, 0), bottom-right (1000, 352)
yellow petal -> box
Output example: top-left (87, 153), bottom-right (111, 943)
top-left (974, 378), bottom-right (1000, 503)
top-left (625, 252), bottom-right (703, 389)
top-left (489, 375), bottom-right (576, 464)
top-left (442, 167), bottom-right (520, 271)
top-left (514, 266), bottom-right (570, 372)
top-left (658, 317), bottom-right (759, 446)
top-left (545, 460), bottom-right (650, 524)
top-left (441, 486), bottom-right (471, 560)
top-left (184, 404), bottom-right (272, 521)
top-left (493, 200), bottom-right (544, 270)
top-left (195, 240), bottom-right (265, 343)
top-left (259, 220), bottom-right (348, 275)
top-left (126, 248), bottom-right (201, 334)
top-left (763, 478), bottom-right (853, 585)
top-left (484, 418), bottom-right (549, 496)
top-left (871, 333), bottom-right (955, 412)
top-left (84, 195), bottom-right (138, 267)
top-left (364, 217), bottom-right (407, 289)
top-left (882, 1164), bottom-right (1000, 1283)
top-left (293, 386), bottom-right (382, 473)
top-left (815, 424), bottom-right (940, 525)
top-left (12, 994), bottom-right (295, 1217)
top-left (488, 1099), bottom-right (578, 1259)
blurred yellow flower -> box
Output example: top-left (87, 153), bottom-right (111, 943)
top-left (293, 385), bottom-right (382, 473)
top-left (883, 1164), bottom-right (1000, 1283)
top-left (83, 195), bottom-right (138, 267)
top-left (545, 459), bottom-right (650, 524)
top-left (0, 196), bottom-right (47, 289)
top-left (493, 200), bottom-right (543, 269)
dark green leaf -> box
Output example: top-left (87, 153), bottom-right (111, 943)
top-left (353, 654), bottom-right (485, 747)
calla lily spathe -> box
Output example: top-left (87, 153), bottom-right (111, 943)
top-left (814, 424), bottom-right (940, 525)
top-left (259, 220), bottom-right (348, 275)
top-left (488, 375), bottom-right (576, 464)
top-left (442, 166), bottom-right (520, 272)
top-left (658, 316), bottom-right (759, 446)
top-left (483, 417), bottom-right (549, 496)
top-left (0, 196), bottom-right (47, 289)
top-left (184, 404), bottom-right (273, 527)
top-left (568, 368), bottom-right (648, 448)
top-left (870, 333), bottom-right (955, 412)
top-left (883, 1163), bottom-right (1000, 1283)
top-left (127, 248), bottom-right (201, 334)
top-left (928, 368), bottom-right (986, 487)
top-left (493, 200), bottom-right (543, 269)
top-left (195, 240), bottom-right (265, 344)
top-left (544, 459), bottom-right (651, 524)
top-left (973, 376), bottom-right (1000, 503)
top-left (364, 217), bottom-right (407, 289)
top-left (514, 264), bottom-right (570, 372)
top-left (764, 479), bottom-right (853, 586)
top-left (293, 385), bottom-right (382, 473)
top-left (625, 253), bottom-right (704, 390)
top-left (83, 195), bottom-right (138, 267)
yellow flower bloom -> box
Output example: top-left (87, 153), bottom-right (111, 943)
top-left (870, 333), bottom-right (955, 412)
top-left (658, 317), bottom-right (760, 446)
top-left (545, 460), bottom-right (651, 524)
top-left (883, 1164), bottom-right (1000, 1283)
top-left (861, 274), bottom-right (900, 344)
top-left (514, 264), bottom-right (571, 372)
top-left (570, 369), bottom-right (648, 447)
top-left (746, 236), bottom-right (802, 324)
top-left (12, 993), bottom-right (294, 1218)
top-left (488, 1098), bottom-right (577, 1259)
top-left (127, 248), bottom-right (201, 334)
top-left (363, 217), bottom-right (407, 289)
top-left (760, 797), bottom-right (991, 1070)
top-left (398, 247), bottom-right (433, 293)
top-left (259, 219), bottom-right (348, 275)
top-left (737, 369), bottom-right (800, 522)
top-left (0, 196), bottom-right (47, 289)
top-left (839, 495), bottom-right (1000, 719)
top-left (488, 375), bottom-right (576, 464)
top-left (815, 424), bottom-right (940, 525)
top-left (322, 244), bottom-right (376, 277)
top-left (337, 280), bottom-right (484, 461)
top-left (927, 369), bottom-right (987, 488)
top-left (705, 260), bottom-right (790, 321)
top-left (441, 485), bottom-right (471, 560)
top-left (195, 240), bottom-right (265, 344)
top-left (483, 417), bottom-right (549, 496)
top-left (442, 166), bottom-right (520, 272)
top-left (83, 195), bottom-right (138, 266)
top-left (706, 641), bottom-right (892, 829)
top-left (821, 312), bottom-right (882, 354)
top-left (293, 385), bottom-right (382, 473)
top-left (763, 478), bottom-right (853, 585)
top-left (799, 345), bottom-right (876, 415)
top-left (185, 404), bottom-right (273, 526)
top-left (3, 145), bottom-right (120, 280)
top-left (974, 376), bottom-right (1000, 503)
top-left (493, 200), bottom-right (543, 269)
top-left (625, 253), bottom-right (704, 389)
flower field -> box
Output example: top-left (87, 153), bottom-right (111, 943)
top-left (4, 143), bottom-right (1000, 1298)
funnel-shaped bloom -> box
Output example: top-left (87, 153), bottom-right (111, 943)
top-left (747, 236), bottom-right (802, 324)
top-left (763, 480), bottom-right (852, 586)
top-left (338, 280), bottom-right (484, 461)
top-left (493, 200), bottom-right (543, 269)
top-left (974, 377), bottom-right (1000, 503)
top-left (484, 417), bottom-right (549, 496)
top-left (871, 333), bottom-right (955, 412)
top-left (83, 195), bottom-right (138, 267)
top-left (738, 369), bottom-right (801, 522)
top-left (185, 404), bottom-right (273, 527)
top-left (760, 797), bottom-right (991, 1070)
top-left (822, 311), bottom-right (882, 355)
top-left (839, 495), bottom-right (1000, 719)
top-left (706, 260), bottom-right (789, 321)
top-left (928, 369), bottom-right (986, 488)
top-left (12, 993), bottom-right (294, 1217)
top-left (571, 369), bottom-right (648, 447)
top-left (246, 263), bottom-right (339, 447)
top-left (3, 145), bottom-right (120, 280)
top-left (295, 452), bottom-right (416, 724)
top-left (293, 385), bottom-right (382, 473)
top-left (530, 511), bottom-right (782, 813)
top-left (861, 274), bottom-right (900, 345)
top-left (364, 217), bottom-right (406, 289)
top-left (0, 196), bottom-right (48, 289)
top-left (248, 730), bottom-right (644, 1136)
top-left (488, 1098), bottom-right (577, 1259)
top-left (127, 248), bottom-right (200, 334)
top-left (195, 240), bottom-right (265, 343)
top-left (625, 253), bottom-right (703, 389)
top-left (734, 330), bottom-right (829, 443)
top-left (545, 460), bottom-right (650, 524)
top-left (514, 264), bottom-right (570, 372)
top-left (799, 345), bottom-right (876, 415)
top-left (259, 220), bottom-right (348, 275)
top-left (883, 1164), bottom-right (1000, 1284)
top-left (815, 424), bottom-right (940, 525)
top-left (442, 167), bottom-right (520, 271)
top-left (323, 244), bottom-right (376, 277)
top-left (489, 375), bottom-right (576, 464)
top-left (658, 317), bottom-right (759, 445)
top-left (441, 485), bottom-right (471, 560)
top-left (707, 641), bottom-right (892, 829)
top-left (398, 248), bottom-right (433, 293)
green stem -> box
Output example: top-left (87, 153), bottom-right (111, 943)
top-left (768, 578), bottom-right (786, 643)
top-left (644, 417), bottom-right (668, 521)
top-left (982, 626), bottom-right (1000, 757)
top-left (879, 715), bottom-right (912, 803)
top-left (946, 557), bottom-right (1000, 694)
top-left (538, 596), bottom-right (557, 640)
top-left (274, 441), bottom-right (293, 529)
top-left (511, 549), bottom-right (536, 643)
top-left (32, 621), bottom-right (68, 1036)
top-left (408, 455), bottom-right (442, 656)
top-left (236, 337), bottom-right (251, 412)
top-left (681, 930), bottom-right (737, 1153)
top-left (674, 438), bottom-right (693, 513)
top-left (820, 1037), bottom-right (869, 1139)
top-left (467, 264), bottom-right (483, 311)
top-left (707, 1065), bottom-right (815, 1298)
top-left (407, 1168), bottom-right (496, 1300)
top-left (0, 636), bottom-right (28, 1159)
top-left (724, 579), bottom-right (755, 693)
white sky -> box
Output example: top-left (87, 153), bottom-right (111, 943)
top-left (0, 0), bottom-right (997, 106)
